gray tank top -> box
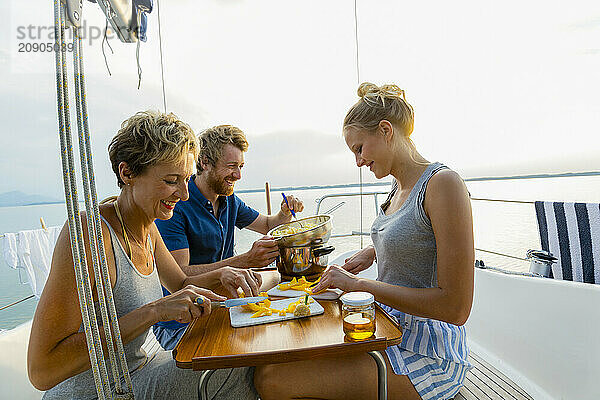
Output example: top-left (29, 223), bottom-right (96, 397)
top-left (44, 217), bottom-right (164, 399)
top-left (372, 162), bottom-right (448, 288)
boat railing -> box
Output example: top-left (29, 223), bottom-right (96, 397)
top-left (316, 191), bottom-right (561, 280)
top-left (316, 191), bottom-right (389, 239)
top-left (0, 295), bottom-right (35, 312)
top-left (316, 191), bottom-right (534, 263)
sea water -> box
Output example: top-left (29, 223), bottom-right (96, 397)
top-left (1, 176), bottom-right (599, 330)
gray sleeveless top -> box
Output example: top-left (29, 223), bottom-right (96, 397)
top-left (372, 162), bottom-right (448, 288)
top-left (44, 217), bottom-right (164, 399)
top-left (372, 162), bottom-right (472, 369)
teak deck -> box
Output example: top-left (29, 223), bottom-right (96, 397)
top-left (173, 300), bottom-right (402, 370)
top-left (455, 352), bottom-right (533, 400)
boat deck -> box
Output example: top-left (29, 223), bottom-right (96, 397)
top-left (455, 352), bottom-right (533, 400)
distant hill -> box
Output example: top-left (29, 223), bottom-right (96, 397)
top-left (0, 191), bottom-right (61, 207)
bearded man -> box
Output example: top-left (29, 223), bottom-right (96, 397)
top-left (154, 125), bottom-right (303, 350)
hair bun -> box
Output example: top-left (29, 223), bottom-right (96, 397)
top-left (357, 82), bottom-right (380, 98)
top-left (357, 82), bottom-right (406, 106)
top-left (379, 84), bottom-right (405, 99)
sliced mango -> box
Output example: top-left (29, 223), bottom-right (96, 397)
top-left (287, 303), bottom-right (297, 313)
top-left (251, 309), bottom-right (268, 318)
top-left (243, 294), bottom-right (315, 319)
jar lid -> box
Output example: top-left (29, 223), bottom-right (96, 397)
top-left (340, 291), bottom-right (374, 306)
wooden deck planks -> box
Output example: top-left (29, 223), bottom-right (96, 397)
top-left (455, 352), bottom-right (533, 400)
top-left (454, 388), bottom-right (476, 400)
top-left (469, 352), bottom-right (532, 399)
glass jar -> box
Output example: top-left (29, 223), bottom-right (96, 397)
top-left (340, 292), bottom-right (376, 341)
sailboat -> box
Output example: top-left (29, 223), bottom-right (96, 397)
top-left (1, 0), bottom-right (599, 399)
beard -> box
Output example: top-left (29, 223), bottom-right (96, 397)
top-left (206, 169), bottom-right (235, 196)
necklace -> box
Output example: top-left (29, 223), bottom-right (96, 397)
top-left (113, 200), bottom-right (153, 269)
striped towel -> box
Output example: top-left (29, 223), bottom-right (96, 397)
top-left (535, 201), bottom-right (600, 284)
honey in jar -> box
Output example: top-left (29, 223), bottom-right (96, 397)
top-left (340, 292), bottom-right (376, 341)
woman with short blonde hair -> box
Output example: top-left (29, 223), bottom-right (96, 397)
top-left (109, 110), bottom-right (199, 187)
top-left (28, 110), bottom-right (261, 399)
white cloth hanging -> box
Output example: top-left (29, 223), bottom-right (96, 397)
top-left (1, 226), bottom-right (62, 298)
top-left (1, 232), bottom-right (19, 269)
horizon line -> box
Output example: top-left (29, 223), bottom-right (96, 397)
top-left (1, 171), bottom-right (599, 205)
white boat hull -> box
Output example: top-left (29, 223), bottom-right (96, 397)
top-left (466, 267), bottom-right (600, 400)
top-left (0, 320), bottom-right (43, 399)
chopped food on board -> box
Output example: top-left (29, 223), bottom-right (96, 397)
top-left (238, 293), bottom-right (314, 318)
top-left (293, 295), bottom-right (312, 317)
top-left (277, 276), bottom-right (325, 294)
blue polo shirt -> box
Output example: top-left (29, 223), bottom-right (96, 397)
top-left (154, 177), bottom-right (259, 332)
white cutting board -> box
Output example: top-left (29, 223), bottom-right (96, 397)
top-left (229, 297), bottom-right (324, 328)
top-left (267, 285), bottom-right (342, 300)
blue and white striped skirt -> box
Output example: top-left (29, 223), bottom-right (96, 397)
top-left (378, 304), bottom-right (472, 399)
top-left (385, 345), bottom-right (471, 400)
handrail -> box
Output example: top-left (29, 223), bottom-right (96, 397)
top-left (470, 197), bottom-right (534, 204)
top-left (464, 170), bottom-right (600, 182)
top-left (316, 191), bottom-right (534, 265)
top-left (0, 294), bottom-right (35, 312)
top-left (315, 191), bottom-right (389, 215)
top-left (475, 248), bottom-right (528, 261)
top-left (475, 263), bottom-right (540, 278)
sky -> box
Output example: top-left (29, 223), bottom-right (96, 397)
top-left (1, 0), bottom-right (600, 199)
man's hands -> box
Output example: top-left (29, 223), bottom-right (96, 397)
top-left (279, 194), bottom-right (304, 217)
top-left (341, 246), bottom-right (376, 275)
top-left (243, 236), bottom-right (280, 268)
top-left (245, 194), bottom-right (305, 235)
top-left (149, 285), bottom-right (225, 324)
top-left (218, 266), bottom-right (263, 297)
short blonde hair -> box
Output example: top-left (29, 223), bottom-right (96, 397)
top-left (343, 82), bottom-right (414, 136)
top-left (197, 125), bottom-right (249, 173)
top-left (108, 110), bottom-right (199, 187)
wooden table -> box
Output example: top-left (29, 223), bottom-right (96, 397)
top-left (173, 299), bottom-right (403, 400)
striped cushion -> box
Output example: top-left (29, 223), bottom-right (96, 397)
top-left (535, 201), bottom-right (600, 284)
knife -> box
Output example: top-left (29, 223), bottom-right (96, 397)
top-left (195, 296), bottom-right (268, 308)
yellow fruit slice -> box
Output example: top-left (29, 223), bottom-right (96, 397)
top-left (251, 309), bottom-right (268, 318)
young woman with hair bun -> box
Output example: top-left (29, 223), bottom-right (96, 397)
top-left (255, 83), bottom-right (474, 400)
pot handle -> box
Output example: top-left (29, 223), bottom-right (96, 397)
top-left (313, 245), bottom-right (335, 257)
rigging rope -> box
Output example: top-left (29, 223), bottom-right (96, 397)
top-left (101, 19), bottom-right (114, 76)
top-left (72, 28), bottom-right (134, 397)
top-left (72, 29), bottom-right (119, 393)
top-left (157, 0), bottom-right (168, 113)
top-left (53, 3), bottom-right (110, 397)
top-left (353, 0), bottom-right (360, 83)
top-left (353, 0), bottom-right (364, 249)
top-left (53, 2), bottom-right (134, 398)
